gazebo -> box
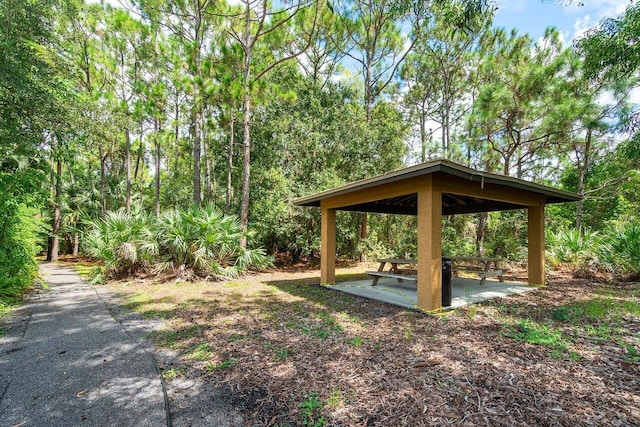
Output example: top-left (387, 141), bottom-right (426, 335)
top-left (294, 159), bottom-right (580, 311)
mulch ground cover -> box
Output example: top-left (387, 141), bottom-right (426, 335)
top-left (103, 265), bottom-right (640, 426)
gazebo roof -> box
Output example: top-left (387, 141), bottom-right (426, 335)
top-left (294, 159), bottom-right (580, 215)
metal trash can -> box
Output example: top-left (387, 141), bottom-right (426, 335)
top-left (442, 258), bottom-right (452, 307)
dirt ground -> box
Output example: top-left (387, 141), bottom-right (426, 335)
top-left (96, 263), bottom-right (639, 426)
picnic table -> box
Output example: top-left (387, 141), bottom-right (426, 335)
top-left (447, 256), bottom-right (504, 285)
top-left (366, 256), bottom-right (504, 286)
top-left (367, 258), bottom-right (417, 286)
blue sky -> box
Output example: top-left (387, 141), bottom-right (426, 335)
top-left (493, 0), bottom-right (634, 44)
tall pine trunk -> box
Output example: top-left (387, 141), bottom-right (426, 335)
top-left (125, 128), bottom-right (131, 213)
top-left (576, 128), bottom-right (591, 233)
top-left (49, 155), bottom-right (62, 262)
top-left (194, 106), bottom-right (202, 207)
top-left (72, 232), bottom-right (79, 257)
top-left (99, 144), bottom-right (106, 216)
top-left (240, 90), bottom-right (251, 248)
top-left (226, 108), bottom-right (234, 215)
top-left (239, 3), bottom-right (252, 248)
top-left (154, 118), bottom-right (161, 215)
top-left (475, 212), bottom-right (488, 256)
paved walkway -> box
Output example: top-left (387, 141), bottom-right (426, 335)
top-left (0, 263), bottom-right (168, 427)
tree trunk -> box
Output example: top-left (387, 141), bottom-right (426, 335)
top-left (99, 144), bottom-right (106, 216)
top-left (239, 3), bottom-right (252, 248)
top-left (194, 106), bottom-right (202, 207)
top-left (240, 91), bottom-right (251, 248)
top-left (134, 126), bottom-right (143, 181)
top-left (364, 66), bottom-right (373, 124)
top-left (359, 213), bottom-right (368, 262)
top-left (50, 156), bottom-right (62, 262)
top-left (155, 118), bottom-right (161, 215)
top-left (503, 154), bottom-right (511, 176)
top-left (125, 127), bottom-right (131, 213)
top-left (192, 7), bottom-right (203, 208)
top-left (576, 128), bottom-right (591, 233)
top-left (72, 232), bottom-right (79, 257)
top-left (419, 112), bottom-right (427, 163)
top-left (475, 212), bottom-right (488, 257)
top-left (226, 108), bottom-right (235, 215)
top-left (205, 138), bottom-right (213, 203)
top-left (174, 94), bottom-right (180, 177)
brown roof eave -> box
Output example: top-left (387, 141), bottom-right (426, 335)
top-left (293, 159), bottom-right (580, 208)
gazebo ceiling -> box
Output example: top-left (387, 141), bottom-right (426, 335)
top-left (294, 159), bottom-right (580, 215)
top-left (340, 193), bottom-right (527, 216)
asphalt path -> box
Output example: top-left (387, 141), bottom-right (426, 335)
top-left (0, 263), bottom-right (168, 427)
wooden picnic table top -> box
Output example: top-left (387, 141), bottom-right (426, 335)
top-left (445, 255), bottom-right (501, 263)
top-left (376, 258), bottom-right (417, 265)
top-left (376, 256), bottom-right (501, 264)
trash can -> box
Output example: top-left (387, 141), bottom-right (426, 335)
top-left (442, 258), bottom-right (452, 307)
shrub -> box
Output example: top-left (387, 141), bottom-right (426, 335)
top-left (83, 205), bottom-right (272, 279)
top-left (0, 204), bottom-right (46, 308)
top-left (83, 210), bottom-right (157, 276)
top-left (607, 222), bottom-right (640, 274)
top-left (546, 226), bottom-right (601, 268)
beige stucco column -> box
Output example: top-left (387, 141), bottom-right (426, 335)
top-left (416, 176), bottom-right (443, 311)
top-left (320, 203), bottom-right (336, 284)
top-left (527, 204), bottom-right (545, 286)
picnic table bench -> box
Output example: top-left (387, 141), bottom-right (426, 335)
top-left (447, 256), bottom-right (504, 285)
top-left (367, 256), bottom-right (504, 286)
top-left (366, 258), bottom-right (417, 286)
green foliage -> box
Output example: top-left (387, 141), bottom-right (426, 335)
top-left (546, 226), bottom-right (601, 267)
top-left (186, 342), bottom-right (212, 361)
top-left (502, 319), bottom-right (567, 350)
top-left (0, 0), bottom-right (75, 305)
top-left (0, 204), bottom-right (47, 308)
top-left (83, 209), bottom-right (157, 275)
top-left (578, 3), bottom-right (640, 82)
top-left (298, 392), bottom-right (326, 427)
top-left (608, 222), bottom-right (640, 274)
top-left (547, 222), bottom-right (640, 275)
top-left (83, 205), bottom-right (272, 279)
top-left (551, 297), bottom-right (640, 324)
top-left (206, 358), bottom-right (236, 371)
top-left (485, 211), bottom-right (527, 260)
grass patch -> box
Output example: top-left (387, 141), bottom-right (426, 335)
top-left (154, 325), bottom-right (202, 349)
top-left (123, 293), bottom-right (176, 319)
top-left (503, 319), bottom-right (567, 351)
top-left (553, 297), bottom-right (640, 324)
top-left (162, 366), bottom-right (186, 380)
top-left (73, 263), bottom-right (98, 280)
top-left (186, 341), bottom-right (211, 361)
top-left (206, 358), bottom-right (236, 371)
top-left (348, 336), bottom-right (363, 347)
top-left (623, 344), bottom-right (640, 363)
top-left (299, 392), bottom-right (326, 427)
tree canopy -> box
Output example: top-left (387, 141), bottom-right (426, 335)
top-left (1, 0), bottom-right (639, 296)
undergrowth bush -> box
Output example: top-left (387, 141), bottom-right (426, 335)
top-left (546, 227), bottom-right (601, 268)
top-left (0, 204), bottom-right (46, 309)
top-left (547, 223), bottom-right (640, 276)
top-left (83, 205), bottom-right (272, 280)
top-left (607, 222), bottom-right (640, 274)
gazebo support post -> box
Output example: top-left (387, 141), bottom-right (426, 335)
top-left (417, 179), bottom-right (443, 311)
top-left (321, 203), bottom-right (336, 284)
top-left (527, 204), bottom-right (545, 286)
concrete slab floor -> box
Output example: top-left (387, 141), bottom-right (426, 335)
top-left (324, 277), bottom-right (534, 311)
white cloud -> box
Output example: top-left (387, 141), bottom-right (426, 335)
top-left (573, 14), bottom-right (593, 40)
top-left (596, 89), bottom-right (616, 107)
top-left (571, 0), bottom-right (635, 41)
top-left (629, 87), bottom-right (640, 105)
top-left (496, 0), bottom-right (527, 13)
